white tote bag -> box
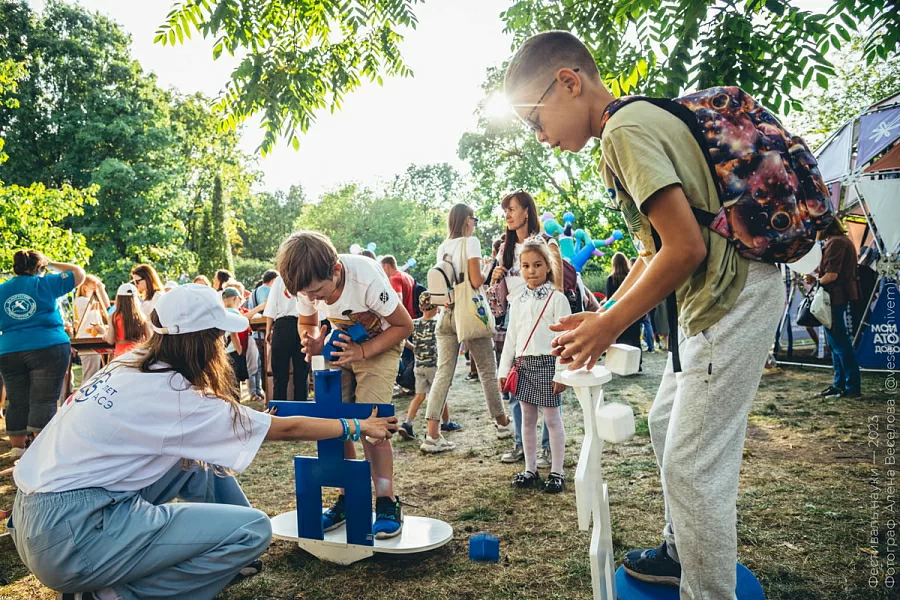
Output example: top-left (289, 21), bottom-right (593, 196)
top-left (810, 285), bottom-right (832, 329)
top-left (452, 238), bottom-right (495, 342)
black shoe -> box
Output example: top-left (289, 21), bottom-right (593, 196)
top-left (841, 389), bottom-right (862, 398)
top-left (227, 559), bottom-right (263, 587)
top-left (544, 472), bottom-right (565, 494)
top-left (622, 541), bottom-right (682, 587)
top-left (398, 422), bottom-right (416, 440)
top-left (818, 385), bottom-right (841, 397)
top-left (512, 470), bottom-right (539, 488)
top-left (464, 373), bottom-right (479, 382)
top-left (373, 495), bottom-right (403, 539)
top-left (57, 594), bottom-right (98, 600)
top-left (322, 494), bottom-right (347, 532)
top-left (824, 387), bottom-right (845, 399)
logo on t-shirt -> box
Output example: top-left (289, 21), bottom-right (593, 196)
top-left (4, 293), bottom-right (36, 320)
top-left (379, 291), bottom-right (390, 304)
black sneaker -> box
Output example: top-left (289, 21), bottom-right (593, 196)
top-left (512, 470), bottom-right (539, 488)
top-left (398, 422), bottom-right (416, 440)
top-left (373, 495), bottom-right (403, 539)
top-left (544, 472), bottom-right (565, 494)
top-left (322, 494), bottom-right (347, 532)
top-left (227, 559), bottom-right (263, 587)
top-left (841, 389), bottom-right (862, 398)
top-left (824, 387), bottom-right (845, 399)
top-left (818, 385), bottom-right (841, 397)
top-left (622, 541), bottom-right (682, 586)
top-left (463, 372), bottom-right (479, 382)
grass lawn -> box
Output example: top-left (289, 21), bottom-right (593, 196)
top-left (0, 352), bottom-right (892, 599)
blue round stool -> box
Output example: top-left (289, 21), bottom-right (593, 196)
top-left (615, 564), bottom-right (764, 599)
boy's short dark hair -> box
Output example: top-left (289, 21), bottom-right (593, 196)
top-left (505, 31), bottom-right (600, 95)
top-left (277, 231), bottom-right (339, 294)
top-left (380, 255), bottom-right (398, 268)
top-left (262, 270), bottom-right (279, 284)
top-left (360, 249), bottom-right (377, 260)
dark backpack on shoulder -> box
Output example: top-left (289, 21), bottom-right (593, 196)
top-left (599, 86), bottom-right (834, 264)
top-left (411, 281), bottom-right (427, 319)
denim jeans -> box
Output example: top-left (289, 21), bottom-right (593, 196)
top-left (824, 302), bottom-right (861, 394)
top-left (0, 342), bottom-right (71, 436)
top-left (640, 314), bottom-right (655, 352)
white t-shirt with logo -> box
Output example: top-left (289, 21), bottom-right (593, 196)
top-left (262, 276), bottom-right (300, 320)
top-left (13, 355), bottom-right (272, 494)
top-left (295, 254), bottom-right (400, 338)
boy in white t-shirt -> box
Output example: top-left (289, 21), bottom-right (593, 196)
top-left (277, 230), bottom-right (414, 539)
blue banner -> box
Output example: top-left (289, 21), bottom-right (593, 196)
top-left (856, 278), bottom-right (900, 370)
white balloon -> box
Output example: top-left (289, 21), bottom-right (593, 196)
top-left (788, 242), bottom-right (822, 275)
top-left (350, 244), bottom-right (362, 254)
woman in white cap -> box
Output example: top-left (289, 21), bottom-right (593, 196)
top-left (103, 283), bottom-right (151, 358)
top-left (6, 284), bottom-right (398, 600)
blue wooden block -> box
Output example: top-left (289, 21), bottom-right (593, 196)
top-left (614, 564), bottom-right (764, 599)
top-left (323, 323), bottom-right (370, 362)
top-left (271, 368), bottom-right (394, 548)
top-left (469, 533), bottom-right (500, 562)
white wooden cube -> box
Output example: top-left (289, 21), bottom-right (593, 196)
top-left (311, 355), bottom-right (327, 372)
top-left (595, 402), bottom-right (636, 443)
top-left (604, 344), bottom-right (641, 376)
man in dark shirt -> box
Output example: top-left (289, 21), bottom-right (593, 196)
top-left (807, 219), bottom-right (861, 398)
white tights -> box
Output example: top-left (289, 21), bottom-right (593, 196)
top-left (522, 402), bottom-right (565, 474)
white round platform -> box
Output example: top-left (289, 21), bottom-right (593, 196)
top-left (271, 511), bottom-right (453, 555)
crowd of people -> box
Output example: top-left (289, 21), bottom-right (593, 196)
top-left (0, 29), bottom-right (867, 600)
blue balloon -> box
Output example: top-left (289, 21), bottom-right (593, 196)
top-left (612, 230), bottom-right (624, 241)
top-left (563, 211), bottom-right (575, 223)
top-left (367, 242), bottom-right (377, 252)
top-left (408, 258), bottom-right (417, 267)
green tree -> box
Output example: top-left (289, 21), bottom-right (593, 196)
top-left (296, 183), bottom-right (444, 282)
top-left (205, 174), bottom-right (234, 273)
top-left (0, 43), bottom-right (96, 272)
top-left (236, 185), bottom-right (306, 262)
top-left (156, 0), bottom-right (422, 154)
top-left (499, 0), bottom-right (883, 115)
top-left (196, 204), bottom-right (216, 278)
top-left (786, 35), bottom-right (900, 148)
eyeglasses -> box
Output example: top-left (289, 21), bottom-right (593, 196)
top-left (470, 216), bottom-right (479, 225)
top-left (131, 279), bottom-right (143, 285)
top-left (522, 68), bottom-right (579, 133)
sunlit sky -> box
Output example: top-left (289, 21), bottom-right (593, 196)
top-left (30, 0), bottom-right (515, 198)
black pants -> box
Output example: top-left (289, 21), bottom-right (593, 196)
top-left (0, 342), bottom-right (71, 436)
top-left (271, 316), bottom-right (308, 402)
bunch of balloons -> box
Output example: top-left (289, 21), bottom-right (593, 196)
top-left (349, 242), bottom-right (378, 254)
top-left (542, 211), bottom-right (624, 272)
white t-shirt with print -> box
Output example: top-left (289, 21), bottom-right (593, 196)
top-left (295, 254), bottom-right (400, 338)
top-left (262, 276), bottom-right (300, 320)
top-left (13, 355), bottom-right (272, 494)
top-left (436, 237), bottom-right (482, 282)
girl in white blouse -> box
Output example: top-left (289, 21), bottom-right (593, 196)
top-left (498, 237), bottom-right (570, 493)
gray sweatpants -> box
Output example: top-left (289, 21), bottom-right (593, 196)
top-left (8, 462), bottom-right (272, 600)
top-left (649, 262), bottom-right (783, 600)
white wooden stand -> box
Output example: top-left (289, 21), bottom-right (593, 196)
top-left (271, 511), bottom-right (453, 565)
top-left (561, 347), bottom-right (638, 600)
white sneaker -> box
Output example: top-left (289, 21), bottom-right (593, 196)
top-left (536, 447), bottom-right (551, 470)
top-left (495, 420), bottom-right (514, 440)
top-left (420, 435), bottom-right (455, 453)
top-left (10, 447), bottom-right (25, 459)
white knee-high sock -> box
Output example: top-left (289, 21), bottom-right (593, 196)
top-left (522, 401), bottom-right (539, 473)
top-left (543, 406), bottom-right (565, 474)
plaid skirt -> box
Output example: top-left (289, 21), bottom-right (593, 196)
top-left (514, 355), bottom-right (561, 407)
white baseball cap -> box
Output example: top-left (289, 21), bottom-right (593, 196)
top-left (151, 284), bottom-right (248, 335)
top-left (164, 280), bottom-right (179, 289)
top-left (116, 283), bottom-right (138, 296)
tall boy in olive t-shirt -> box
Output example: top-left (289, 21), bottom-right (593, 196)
top-left (504, 31), bottom-right (785, 599)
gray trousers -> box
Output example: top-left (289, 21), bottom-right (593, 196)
top-left (8, 462), bottom-right (272, 600)
top-left (649, 262), bottom-right (783, 600)
top-left (425, 308), bottom-right (504, 421)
